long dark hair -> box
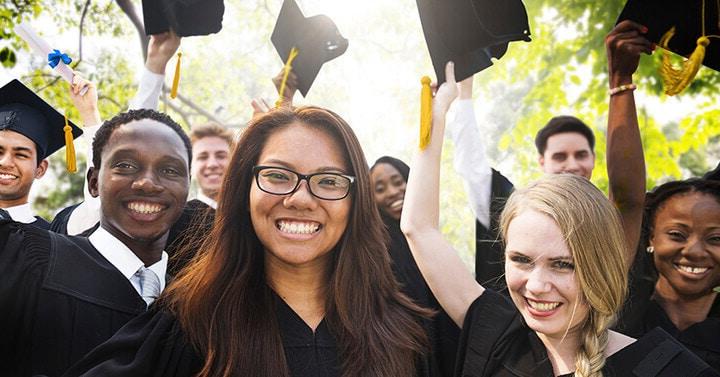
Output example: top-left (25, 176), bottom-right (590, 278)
top-left (370, 156), bottom-right (410, 225)
top-left (162, 107), bottom-right (428, 377)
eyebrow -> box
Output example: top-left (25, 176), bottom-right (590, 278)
top-left (261, 159), bottom-right (349, 174)
top-left (506, 251), bottom-right (573, 261)
top-left (11, 146), bottom-right (34, 153)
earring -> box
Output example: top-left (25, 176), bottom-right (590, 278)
top-left (646, 246), bottom-right (654, 254)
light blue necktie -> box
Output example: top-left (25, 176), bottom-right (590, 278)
top-left (137, 267), bottom-right (161, 307)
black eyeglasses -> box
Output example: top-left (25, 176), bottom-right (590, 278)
top-left (252, 165), bottom-right (355, 200)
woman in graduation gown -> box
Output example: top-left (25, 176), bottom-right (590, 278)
top-left (616, 178), bottom-right (720, 371)
top-left (371, 156), bottom-right (460, 376)
top-left (399, 58), bottom-right (717, 376)
top-left (65, 106), bottom-right (433, 377)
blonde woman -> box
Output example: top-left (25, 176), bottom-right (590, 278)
top-left (400, 60), bottom-right (717, 377)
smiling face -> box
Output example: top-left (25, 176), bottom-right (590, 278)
top-left (250, 122), bottom-right (352, 271)
top-left (0, 130), bottom-right (47, 208)
top-left (191, 136), bottom-right (230, 199)
top-left (651, 192), bottom-right (720, 299)
top-left (505, 209), bottom-right (590, 339)
top-left (89, 119), bottom-right (190, 250)
top-left (371, 162), bottom-right (406, 220)
top-left (539, 132), bottom-right (595, 179)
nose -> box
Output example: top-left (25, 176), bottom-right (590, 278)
top-left (525, 267), bottom-right (552, 295)
top-left (564, 157), bottom-right (581, 174)
top-left (283, 180), bottom-right (318, 210)
top-left (206, 155), bottom-right (220, 168)
top-left (131, 171), bottom-right (164, 194)
top-left (0, 153), bottom-right (12, 166)
top-left (682, 237), bottom-right (707, 259)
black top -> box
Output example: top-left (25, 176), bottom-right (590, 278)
top-left (64, 292), bottom-right (357, 377)
top-left (385, 217), bottom-right (460, 377)
top-left (474, 169), bottom-right (514, 293)
top-left (32, 214), bottom-right (51, 229)
top-left (49, 202), bottom-right (81, 234)
top-left (615, 249), bottom-right (720, 371)
top-left (0, 221), bottom-right (147, 377)
top-left (456, 289), bottom-right (718, 377)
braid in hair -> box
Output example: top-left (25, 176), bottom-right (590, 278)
top-left (574, 311), bottom-right (612, 377)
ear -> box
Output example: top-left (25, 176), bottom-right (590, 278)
top-left (88, 167), bottom-right (100, 198)
top-left (538, 154), bottom-right (545, 168)
top-left (34, 159), bottom-right (49, 179)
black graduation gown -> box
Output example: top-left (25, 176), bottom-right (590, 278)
top-left (455, 289), bottom-right (718, 377)
top-left (474, 169), bottom-right (513, 293)
top-left (64, 292), bottom-right (343, 377)
top-left (615, 249), bottom-right (720, 371)
top-left (0, 220), bottom-right (147, 377)
top-left (385, 217), bottom-right (459, 377)
top-left (49, 202), bottom-right (82, 233)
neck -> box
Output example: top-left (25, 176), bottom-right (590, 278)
top-left (537, 330), bottom-right (581, 376)
top-left (101, 224), bottom-right (167, 266)
top-left (0, 197), bottom-right (29, 209)
top-left (201, 189), bottom-right (217, 201)
top-left (265, 255), bottom-right (329, 330)
top-left (654, 278), bottom-right (716, 331)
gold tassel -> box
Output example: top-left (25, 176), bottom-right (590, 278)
top-left (659, 27), bottom-right (710, 95)
top-left (276, 47), bottom-right (299, 108)
top-left (419, 76), bottom-right (432, 150)
top-left (63, 113), bottom-right (77, 173)
top-left (170, 52), bottom-right (182, 99)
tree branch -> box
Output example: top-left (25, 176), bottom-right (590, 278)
top-left (161, 86), bottom-right (226, 125)
top-left (116, 0), bottom-right (149, 59)
top-left (78, 0), bottom-right (91, 61)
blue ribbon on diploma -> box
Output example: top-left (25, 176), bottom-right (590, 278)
top-left (48, 49), bottom-right (72, 68)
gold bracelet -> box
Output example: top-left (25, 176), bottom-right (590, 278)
top-left (608, 83), bottom-right (637, 96)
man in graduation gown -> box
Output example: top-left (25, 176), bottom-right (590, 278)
top-left (0, 103), bottom-right (191, 377)
top-left (0, 80), bottom-right (83, 229)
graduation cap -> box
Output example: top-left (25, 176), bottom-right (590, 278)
top-left (618, 0), bottom-right (720, 94)
top-left (0, 79), bottom-right (82, 168)
top-left (142, 0), bottom-right (225, 37)
top-left (271, 0), bottom-right (349, 97)
top-left (416, 0), bottom-right (532, 84)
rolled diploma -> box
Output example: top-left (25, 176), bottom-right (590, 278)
top-left (14, 21), bottom-right (87, 95)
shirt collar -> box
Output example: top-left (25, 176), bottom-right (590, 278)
top-left (89, 226), bottom-right (168, 290)
top-left (196, 192), bottom-right (218, 209)
top-left (3, 202), bottom-right (37, 223)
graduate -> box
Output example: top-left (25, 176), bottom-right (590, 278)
top-left (0, 79), bottom-right (82, 229)
top-left (0, 108), bottom-right (191, 377)
top-left (400, 60), bottom-right (717, 376)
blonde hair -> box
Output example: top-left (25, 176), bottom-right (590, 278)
top-left (189, 121), bottom-right (235, 147)
top-left (499, 175), bottom-right (628, 377)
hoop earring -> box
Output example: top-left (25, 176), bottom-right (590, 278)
top-left (646, 246), bottom-right (654, 254)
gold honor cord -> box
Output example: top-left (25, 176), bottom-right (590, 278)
top-left (660, 0), bottom-right (720, 95)
top-left (419, 76), bottom-right (432, 150)
top-left (276, 47), bottom-right (299, 108)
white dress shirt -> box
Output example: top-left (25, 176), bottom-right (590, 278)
top-left (196, 192), bottom-right (218, 210)
top-left (3, 203), bottom-right (39, 224)
top-left (447, 99), bottom-right (493, 229)
top-left (88, 226), bottom-right (168, 296)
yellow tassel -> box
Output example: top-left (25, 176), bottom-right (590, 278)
top-left (276, 47), bottom-right (299, 108)
top-left (63, 113), bottom-right (77, 173)
top-left (659, 27), bottom-right (710, 95)
top-left (170, 52), bottom-right (182, 99)
top-left (419, 76), bottom-right (432, 150)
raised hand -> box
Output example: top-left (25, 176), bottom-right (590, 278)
top-left (606, 20), bottom-right (654, 87)
top-left (69, 75), bottom-right (101, 127)
top-left (146, 31), bottom-right (182, 74)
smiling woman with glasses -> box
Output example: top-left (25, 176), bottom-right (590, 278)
top-left (67, 106), bottom-right (432, 377)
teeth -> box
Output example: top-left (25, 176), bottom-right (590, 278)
top-left (278, 220), bottom-right (320, 235)
top-left (128, 202), bottom-right (163, 214)
top-left (677, 265), bottom-right (709, 274)
top-left (389, 199), bottom-right (404, 210)
top-left (527, 299), bottom-right (561, 312)
top-left (0, 173), bottom-right (17, 179)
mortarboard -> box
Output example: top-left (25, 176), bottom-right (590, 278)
top-left (271, 0), bottom-right (349, 97)
top-left (416, 0), bottom-right (532, 84)
top-left (0, 79), bottom-right (82, 161)
top-left (142, 0), bottom-right (225, 37)
top-left (618, 0), bottom-right (720, 95)
top-left (618, 0), bottom-right (720, 72)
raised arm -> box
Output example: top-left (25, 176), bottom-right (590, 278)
top-left (401, 62), bottom-right (484, 327)
top-left (605, 20), bottom-right (652, 262)
top-left (128, 31), bottom-right (181, 110)
top-left (447, 76), bottom-right (493, 228)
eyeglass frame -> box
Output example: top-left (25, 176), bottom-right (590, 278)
top-left (252, 165), bottom-right (356, 201)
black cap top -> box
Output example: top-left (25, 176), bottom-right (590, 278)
top-left (618, 0), bottom-right (720, 72)
top-left (416, 0), bottom-right (532, 84)
top-left (0, 79), bottom-right (82, 160)
top-left (142, 0), bottom-right (225, 37)
top-left (271, 0), bottom-right (349, 97)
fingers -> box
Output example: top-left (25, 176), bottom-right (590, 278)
top-left (612, 20), bottom-right (648, 34)
top-left (70, 75), bottom-right (93, 96)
